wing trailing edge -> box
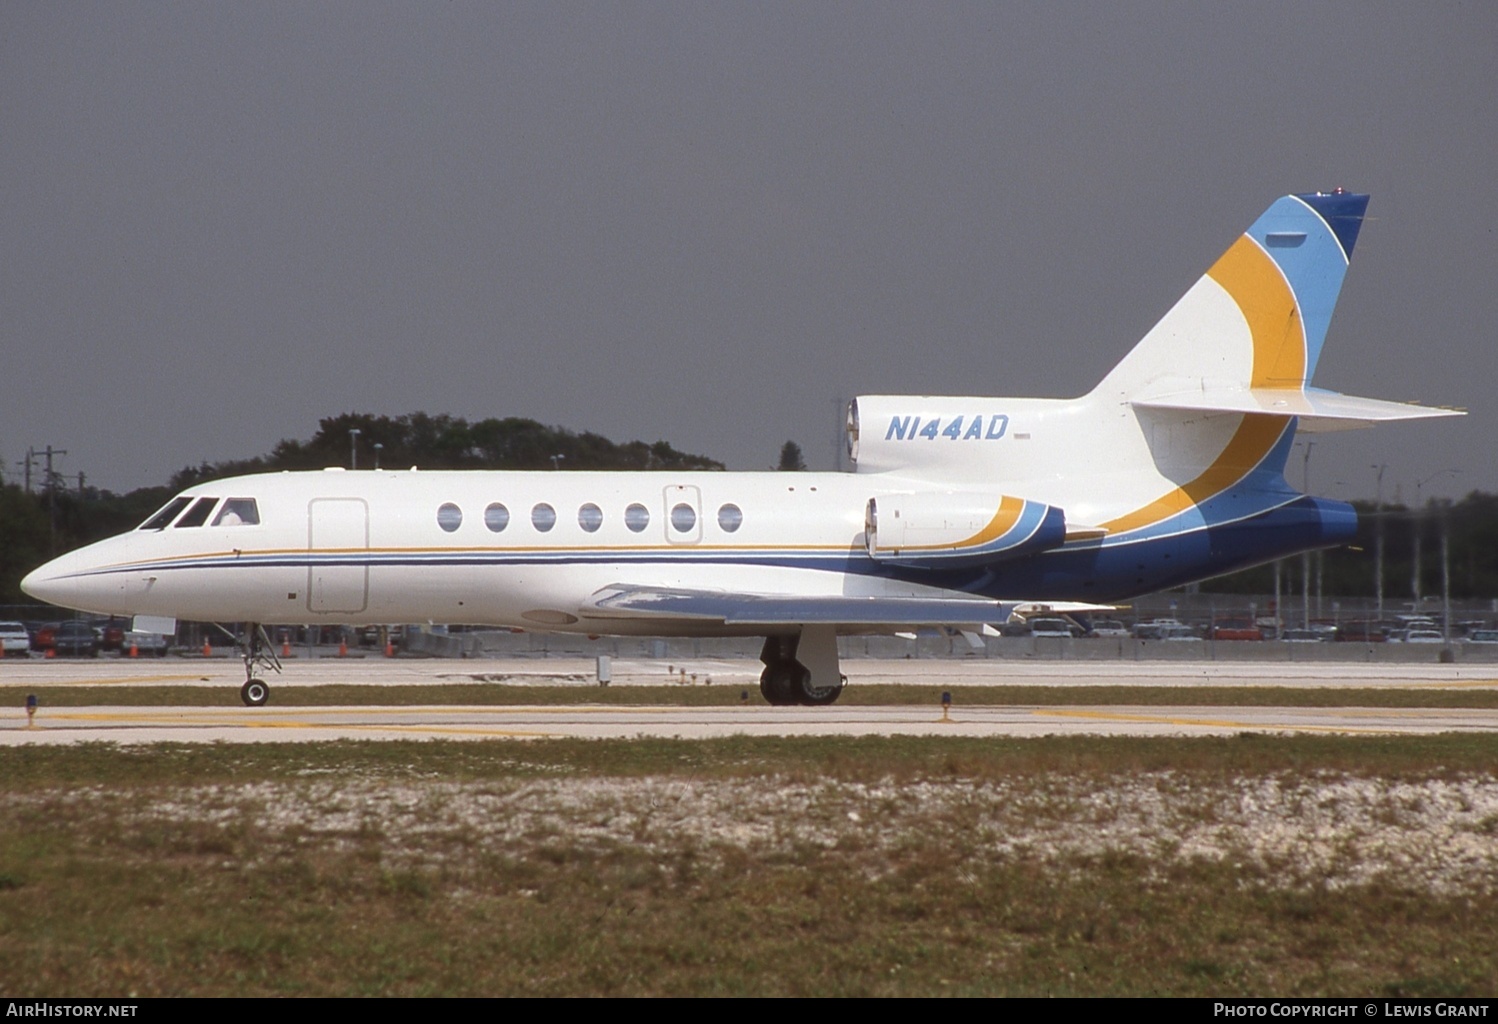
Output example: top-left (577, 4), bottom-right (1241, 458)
top-left (582, 585), bottom-right (1014, 628)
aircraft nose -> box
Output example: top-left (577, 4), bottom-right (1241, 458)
top-left (20, 549), bottom-right (122, 613)
top-left (21, 557), bottom-right (76, 608)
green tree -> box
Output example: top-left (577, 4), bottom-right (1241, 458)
top-left (777, 441), bottom-right (806, 471)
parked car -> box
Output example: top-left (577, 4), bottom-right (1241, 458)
top-left (29, 622), bottom-right (59, 652)
top-left (94, 618), bottom-right (127, 652)
top-left (1028, 617), bottom-right (1078, 638)
top-left (1210, 619), bottom-right (1263, 641)
top-left (1132, 618), bottom-right (1183, 640)
top-left (1087, 619), bottom-right (1131, 638)
top-left (1280, 628), bottom-right (1325, 643)
top-left (1158, 624), bottom-right (1202, 641)
top-left (1463, 630), bottom-right (1498, 645)
top-left (1403, 630), bottom-right (1446, 644)
top-left (121, 630), bottom-right (171, 657)
top-left (1336, 621), bottom-right (1387, 643)
top-left (51, 620), bottom-right (100, 657)
top-left (0, 621), bottom-right (30, 657)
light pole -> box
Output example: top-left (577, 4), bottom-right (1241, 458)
top-left (1372, 464), bottom-right (1386, 622)
top-left (1413, 469), bottom-right (1460, 608)
top-left (1301, 441), bottom-right (1314, 629)
top-left (349, 428), bottom-right (362, 471)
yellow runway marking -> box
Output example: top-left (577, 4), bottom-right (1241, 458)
top-left (342, 725), bottom-right (558, 738)
top-left (1035, 708), bottom-right (1400, 735)
top-left (8, 674), bottom-right (215, 687)
top-left (1397, 679), bottom-right (1498, 689)
top-left (29, 710), bottom-right (558, 739)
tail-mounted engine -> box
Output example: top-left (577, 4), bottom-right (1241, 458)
top-left (865, 491), bottom-right (1067, 568)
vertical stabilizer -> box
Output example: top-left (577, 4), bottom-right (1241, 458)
top-left (1092, 191), bottom-right (1368, 402)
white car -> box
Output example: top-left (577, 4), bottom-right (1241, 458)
top-left (121, 629), bottom-right (171, 657)
top-left (0, 622), bottom-right (29, 656)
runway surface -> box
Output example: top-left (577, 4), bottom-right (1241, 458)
top-left (6, 702), bottom-right (1498, 744)
top-left (5, 653), bottom-right (1498, 689)
top-left (3, 655), bottom-right (1498, 743)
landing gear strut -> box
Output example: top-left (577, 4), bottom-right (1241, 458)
top-left (215, 623), bottom-right (281, 707)
top-left (759, 627), bottom-right (846, 706)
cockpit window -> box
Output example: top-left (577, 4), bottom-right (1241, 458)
top-left (139, 497), bottom-right (192, 531)
top-left (173, 497), bottom-right (219, 528)
top-left (211, 498), bottom-right (260, 526)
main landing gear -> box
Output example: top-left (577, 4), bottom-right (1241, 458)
top-left (215, 623), bottom-right (281, 707)
top-left (759, 626), bottom-right (846, 706)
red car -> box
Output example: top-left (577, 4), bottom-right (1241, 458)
top-left (1210, 619), bottom-right (1264, 641)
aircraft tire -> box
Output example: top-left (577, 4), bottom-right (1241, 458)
top-left (240, 678), bottom-right (270, 707)
top-left (796, 672), bottom-right (846, 707)
top-left (758, 663), bottom-right (800, 706)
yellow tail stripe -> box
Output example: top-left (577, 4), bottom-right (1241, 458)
top-left (1099, 414), bottom-right (1286, 534)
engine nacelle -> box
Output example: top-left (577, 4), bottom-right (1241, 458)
top-left (865, 492), bottom-right (1067, 567)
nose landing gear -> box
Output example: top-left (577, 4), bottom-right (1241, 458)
top-left (215, 623), bottom-right (281, 707)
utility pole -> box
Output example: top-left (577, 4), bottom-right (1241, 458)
top-left (1441, 505), bottom-right (1452, 652)
top-left (37, 445), bottom-right (68, 554)
top-left (349, 428), bottom-right (361, 470)
top-left (1414, 469), bottom-right (1461, 610)
top-left (1372, 464), bottom-right (1386, 622)
top-left (1301, 442), bottom-right (1313, 629)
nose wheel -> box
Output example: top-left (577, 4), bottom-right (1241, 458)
top-left (216, 622), bottom-right (281, 707)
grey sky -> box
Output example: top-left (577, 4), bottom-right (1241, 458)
top-left (2, 2), bottom-right (1493, 504)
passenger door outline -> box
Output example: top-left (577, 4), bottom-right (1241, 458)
top-left (307, 498), bottom-right (369, 614)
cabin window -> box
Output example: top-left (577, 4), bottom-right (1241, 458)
top-left (484, 503), bottom-right (510, 532)
top-left (211, 498), bottom-right (260, 526)
top-left (174, 497), bottom-right (219, 528)
top-left (624, 503), bottom-right (650, 533)
top-left (717, 503), bottom-right (743, 533)
top-left (578, 503), bottom-right (603, 532)
top-left (531, 503), bottom-right (557, 532)
top-left (437, 503), bottom-right (463, 532)
top-left (670, 503), bottom-right (697, 534)
top-left (139, 497), bottom-right (192, 531)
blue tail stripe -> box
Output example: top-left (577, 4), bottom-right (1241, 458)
top-left (1247, 194), bottom-right (1367, 382)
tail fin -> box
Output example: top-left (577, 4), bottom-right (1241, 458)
top-left (1093, 190), bottom-right (1366, 401)
top-left (1092, 191), bottom-right (1460, 431)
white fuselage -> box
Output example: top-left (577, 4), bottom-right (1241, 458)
top-left (27, 466), bottom-right (1023, 632)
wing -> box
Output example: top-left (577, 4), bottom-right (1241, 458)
top-left (580, 584), bottom-right (1016, 629)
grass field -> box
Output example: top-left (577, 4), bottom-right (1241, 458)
top-left (3, 729), bottom-right (1498, 996)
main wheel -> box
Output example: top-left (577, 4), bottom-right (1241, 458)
top-left (758, 662), bottom-right (803, 706)
top-left (795, 672), bottom-right (846, 707)
top-left (240, 678), bottom-right (270, 707)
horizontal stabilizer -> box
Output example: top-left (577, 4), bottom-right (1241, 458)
top-left (1132, 387), bottom-right (1464, 433)
top-left (583, 585), bottom-right (1012, 627)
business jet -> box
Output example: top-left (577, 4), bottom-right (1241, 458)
top-left (22, 191), bottom-right (1461, 707)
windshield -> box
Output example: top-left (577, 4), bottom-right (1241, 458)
top-left (138, 497), bottom-right (192, 530)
